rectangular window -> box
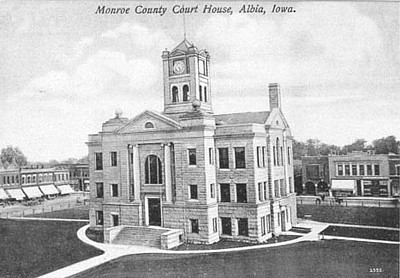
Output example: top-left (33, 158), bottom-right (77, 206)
top-left (221, 217), bottom-right (232, 235)
top-left (273, 146), bottom-right (277, 166)
top-left (96, 182), bottom-right (104, 198)
top-left (266, 215), bottom-right (271, 233)
top-left (218, 148), bottom-right (229, 169)
top-left (257, 147), bottom-right (261, 168)
top-left (96, 211), bottom-right (103, 225)
top-left (258, 182), bottom-right (263, 201)
top-left (263, 182), bottom-right (268, 200)
top-left (209, 148), bottom-right (214, 165)
top-left (367, 165), bottom-right (372, 175)
top-left (277, 212), bottom-right (280, 226)
top-left (287, 147), bottom-right (291, 165)
top-left (111, 184), bottom-right (118, 197)
top-left (210, 183), bottom-right (215, 198)
top-left (288, 177), bottom-right (293, 194)
top-left (188, 149), bottom-right (197, 166)
top-left (280, 179), bottom-right (286, 197)
top-left (345, 164), bottom-right (350, 175)
top-left (189, 184), bottom-right (198, 200)
top-left (112, 214), bottom-right (119, 227)
top-left (238, 218), bottom-right (248, 236)
top-left (234, 147), bottom-right (246, 169)
top-left (190, 219), bottom-right (199, 233)
top-left (212, 217), bottom-right (218, 233)
top-left (130, 152), bottom-right (133, 164)
top-left (374, 164), bottom-right (380, 176)
top-left (359, 165), bottom-right (365, 175)
top-left (236, 184), bottom-right (247, 203)
top-left (261, 216), bottom-right (266, 236)
top-left (396, 165), bottom-right (400, 176)
top-left (110, 151), bottom-right (117, 167)
top-left (274, 180), bottom-right (280, 198)
top-left (337, 164), bottom-right (343, 176)
top-left (220, 184), bottom-right (230, 202)
top-left (352, 165), bottom-right (357, 175)
top-left (262, 147), bottom-right (266, 167)
top-left (95, 152), bottom-right (103, 170)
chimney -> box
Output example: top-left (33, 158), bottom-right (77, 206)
top-left (269, 83), bottom-right (281, 109)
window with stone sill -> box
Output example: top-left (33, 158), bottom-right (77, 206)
top-left (111, 184), bottom-right (118, 197)
top-left (145, 155), bottom-right (162, 184)
top-left (190, 219), bottom-right (199, 234)
top-left (221, 217), bottom-right (232, 235)
top-left (238, 218), bottom-right (248, 236)
top-left (110, 151), bottom-right (117, 167)
top-left (96, 211), bottom-right (103, 225)
top-left (188, 149), bottom-right (197, 166)
top-left (218, 148), bottom-right (229, 169)
top-left (236, 183), bottom-right (247, 203)
top-left (189, 184), bottom-right (198, 200)
top-left (234, 147), bottom-right (246, 169)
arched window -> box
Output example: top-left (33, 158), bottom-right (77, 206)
top-left (276, 138), bottom-right (280, 166)
top-left (145, 122), bottom-right (154, 129)
top-left (172, 86), bottom-right (179, 103)
top-left (27, 176), bottom-right (31, 184)
top-left (199, 85), bottom-right (203, 101)
top-left (204, 86), bottom-right (207, 102)
top-left (183, 85), bottom-right (189, 101)
top-left (145, 155), bottom-right (162, 184)
top-left (32, 175), bottom-right (36, 183)
top-left (22, 176), bottom-right (25, 184)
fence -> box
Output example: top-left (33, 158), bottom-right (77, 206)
top-left (297, 196), bottom-right (399, 208)
top-left (0, 200), bottom-right (88, 219)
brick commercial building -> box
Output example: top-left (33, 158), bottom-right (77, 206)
top-left (302, 152), bottom-right (400, 197)
top-left (87, 39), bottom-right (296, 245)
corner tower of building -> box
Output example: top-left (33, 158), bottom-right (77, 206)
top-left (162, 39), bottom-right (212, 117)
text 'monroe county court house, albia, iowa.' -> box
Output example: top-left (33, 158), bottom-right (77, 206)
top-left (87, 39), bottom-right (297, 245)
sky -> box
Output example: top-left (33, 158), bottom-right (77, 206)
top-left (0, 1), bottom-right (399, 162)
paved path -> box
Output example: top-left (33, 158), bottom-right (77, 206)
top-left (38, 220), bottom-right (399, 278)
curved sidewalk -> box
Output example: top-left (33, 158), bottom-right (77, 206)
top-left (39, 220), bottom-right (399, 278)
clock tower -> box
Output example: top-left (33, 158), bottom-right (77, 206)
top-left (162, 39), bottom-right (212, 118)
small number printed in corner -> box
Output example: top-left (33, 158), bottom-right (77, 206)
top-left (369, 268), bottom-right (383, 273)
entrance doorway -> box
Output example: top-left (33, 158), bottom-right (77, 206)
top-left (147, 198), bottom-right (161, 226)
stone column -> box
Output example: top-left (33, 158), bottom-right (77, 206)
top-left (133, 145), bottom-right (141, 201)
top-left (164, 143), bottom-right (172, 203)
top-left (361, 180), bottom-right (364, 196)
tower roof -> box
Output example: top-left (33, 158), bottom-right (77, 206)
top-left (171, 39), bottom-right (195, 54)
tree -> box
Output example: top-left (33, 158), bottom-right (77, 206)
top-left (0, 146), bottom-right (28, 167)
top-left (373, 136), bottom-right (399, 154)
top-left (293, 139), bottom-right (306, 160)
top-left (342, 138), bottom-right (367, 154)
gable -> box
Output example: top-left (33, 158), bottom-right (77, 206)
top-left (116, 110), bottom-right (181, 133)
top-left (265, 109), bottom-right (290, 129)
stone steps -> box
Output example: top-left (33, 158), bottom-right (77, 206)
top-left (112, 227), bottom-right (167, 248)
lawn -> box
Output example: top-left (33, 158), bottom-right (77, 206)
top-left (297, 204), bottom-right (399, 227)
top-left (72, 240), bottom-right (398, 278)
top-left (322, 226), bottom-right (399, 242)
top-left (25, 205), bottom-right (89, 220)
top-left (0, 219), bottom-right (103, 278)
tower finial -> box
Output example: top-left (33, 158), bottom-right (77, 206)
top-left (183, 13), bottom-right (187, 40)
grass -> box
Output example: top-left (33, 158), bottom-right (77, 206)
top-left (25, 205), bottom-right (90, 220)
top-left (72, 240), bottom-right (399, 278)
top-left (0, 219), bottom-right (103, 278)
top-left (297, 204), bottom-right (399, 227)
top-left (173, 235), bottom-right (300, 251)
top-left (322, 226), bottom-right (399, 242)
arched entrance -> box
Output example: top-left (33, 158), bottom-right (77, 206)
top-left (305, 181), bottom-right (316, 195)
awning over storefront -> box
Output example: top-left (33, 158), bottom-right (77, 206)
top-left (331, 180), bottom-right (356, 191)
top-left (22, 186), bottom-right (44, 199)
top-left (6, 189), bottom-right (26, 200)
top-left (39, 185), bottom-right (59, 195)
top-left (57, 185), bottom-right (74, 195)
top-left (0, 188), bottom-right (9, 199)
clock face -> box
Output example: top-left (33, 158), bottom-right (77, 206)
top-left (173, 60), bottom-right (186, 74)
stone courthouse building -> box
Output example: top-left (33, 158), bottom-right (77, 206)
top-left (88, 39), bottom-right (296, 246)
